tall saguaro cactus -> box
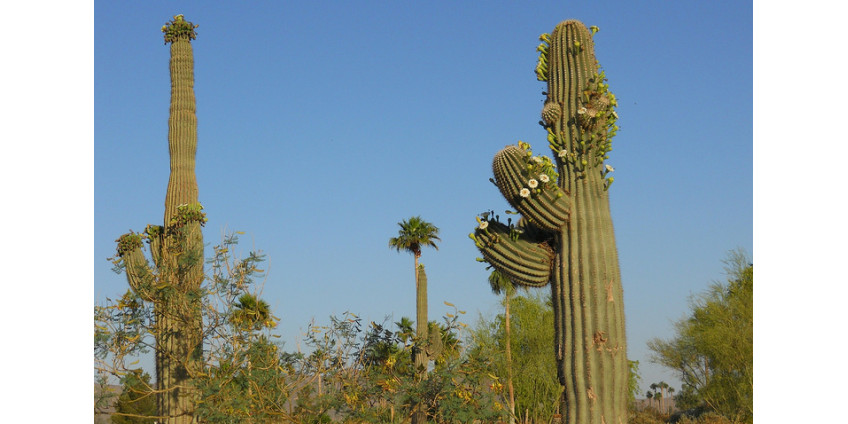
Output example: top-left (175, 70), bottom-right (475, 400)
top-left (113, 14), bottom-right (205, 424)
top-left (470, 20), bottom-right (628, 424)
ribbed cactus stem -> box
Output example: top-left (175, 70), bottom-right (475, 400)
top-left (471, 220), bottom-right (553, 286)
top-left (158, 21), bottom-right (204, 423)
top-left (415, 264), bottom-right (429, 371)
top-left (164, 35), bottom-right (199, 225)
top-left (114, 15), bottom-right (204, 424)
top-left (547, 20), bottom-right (626, 424)
top-left (474, 19), bottom-right (626, 424)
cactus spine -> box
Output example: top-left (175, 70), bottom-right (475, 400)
top-left (472, 20), bottom-right (627, 424)
top-left (114, 15), bottom-right (204, 424)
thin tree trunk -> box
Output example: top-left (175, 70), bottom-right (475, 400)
top-left (505, 292), bottom-right (516, 424)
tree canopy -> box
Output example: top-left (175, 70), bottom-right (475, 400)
top-left (648, 250), bottom-right (753, 423)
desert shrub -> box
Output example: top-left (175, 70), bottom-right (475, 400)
top-left (675, 411), bottom-right (733, 424)
top-left (630, 409), bottom-right (668, 424)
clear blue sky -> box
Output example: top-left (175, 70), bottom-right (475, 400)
top-left (91, 1), bottom-right (752, 395)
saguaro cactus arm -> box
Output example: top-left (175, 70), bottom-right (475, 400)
top-left (115, 232), bottom-right (156, 302)
top-left (492, 143), bottom-right (571, 231)
top-left (470, 219), bottom-right (554, 287)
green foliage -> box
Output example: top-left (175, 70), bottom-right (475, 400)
top-left (628, 360), bottom-right (643, 410)
top-left (389, 216), bottom-right (441, 257)
top-left (469, 292), bottom-right (560, 422)
top-left (97, 233), bottom-right (276, 423)
top-left (628, 408), bottom-right (667, 424)
top-left (286, 308), bottom-right (505, 424)
top-left (99, 246), bottom-right (506, 423)
top-left (648, 250), bottom-right (753, 423)
top-left (674, 411), bottom-right (734, 424)
top-left (112, 370), bottom-right (156, 424)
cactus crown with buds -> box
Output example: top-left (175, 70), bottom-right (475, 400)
top-left (162, 14), bottom-right (198, 44)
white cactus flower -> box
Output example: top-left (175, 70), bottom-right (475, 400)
top-left (519, 188), bottom-right (531, 198)
top-left (605, 164), bottom-right (615, 173)
top-left (479, 221), bottom-right (489, 230)
top-left (528, 179), bottom-right (539, 189)
top-left (539, 174), bottom-right (550, 183)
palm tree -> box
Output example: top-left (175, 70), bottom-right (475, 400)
top-left (395, 316), bottom-right (415, 345)
top-left (231, 292), bottom-right (272, 422)
top-left (388, 216), bottom-right (441, 368)
top-left (232, 293), bottom-right (272, 332)
top-left (657, 381), bottom-right (669, 413)
top-left (389, 216), bottom-right (440, 424)
top-left (667, 386), bottom-right (675, 414)
top-left (489, 269), bottom-right (517, 424)
top-left (649, 383), bottom-right (660, 411)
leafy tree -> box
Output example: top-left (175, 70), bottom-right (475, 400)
top-left (488, 269), bottom-right (517, 423)
top-left (112, 369), bottom-right (156, 424)
top-left (97, 233), bottom-right (290, 424)
top-left (469, 291), bottom-right (560, 422)
top-left (98, 232), bottom-right (507, 424)
top-left (648, 250), bottom-right (753, 423)
top-left (627, 360), bottom-right (643, 411)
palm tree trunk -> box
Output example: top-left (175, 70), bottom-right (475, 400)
top-left (505, 292), bottom-right (516, 424)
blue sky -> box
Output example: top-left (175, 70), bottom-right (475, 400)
top-left (13, 1), bottom-right (848, 422)
top-left (91, 1), bottom-right (752, 395)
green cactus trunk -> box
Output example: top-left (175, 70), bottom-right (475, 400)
top-left (115, 15), bottom-right (204, 424)
top-left (415, 263), bottom-right (429, 371)
top-left (412, 263), bottom-right (428, 424)
top-left (472, 20), bottom-right (628, 424)
top-left (157, 29), bottom-right (204, 424)
top-left (548, 22), bottom-right (627, 424)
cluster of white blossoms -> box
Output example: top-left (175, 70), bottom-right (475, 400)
top-left (520, 173), bottom-right (553, 198)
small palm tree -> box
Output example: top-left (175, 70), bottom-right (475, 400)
top-left (395, 316), bottom-right (415, 345)
top-left (230, 293), bottom-right (273, 423)
top-left (657, 381), bottom-right (669, 413)
top-left (489, 269), bottom-right (517, 424)
top-left (232, 293), bottom-right (272, 332)
top-left (667, 386), bottom-right (675, 413)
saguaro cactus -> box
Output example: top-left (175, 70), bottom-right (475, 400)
top-left (415, 263), bottom-right (429, 371)
top-left (113, 14), bottom-right (205, 424)
top-left (471, 20), bottom-right (627, 424)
